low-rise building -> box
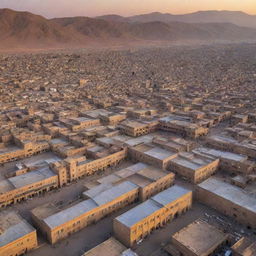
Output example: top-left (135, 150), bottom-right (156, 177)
top-left (0, 211), bottom-right (38, 256)
top-left (159, 115), bottom-right (208, 139)
top-left (169, 219), bottom-right (228, 256)
top-left (0, 140), bottom-right (50, 164)
top-left (196, 177), bottom-right (256, 229)
top-left (31, 181), bottom-right (139, 244)
top-left (192, 147), bottom-right (254, 174)
top-left (129, 143), bottom-right (178, 170)
top-left (0, 166), bottom-right (58, 208)
top-left (64, 147), bottom-right (127, 181)
top-left (99, 112), bottom-right (126, 125)
top-left (91, 162), bottom-right (175, 201)
top-left (120, 120), bottom-right (158, 137)
top-left (61, 117), bottom-right (100, 132)
top-left (127, 109), bottom-right (157, 119)
top-left (82, 237), bottom-right (138, 256)
top-left (114, 185), bottom-right (192, 247)
top-left (169, 152), bottom-right (219, 184)
top-left (206, 135), bottom-right (256, 159)
top-left (231, 237), bottom-right (256, 256)
top-left (152, 136), bottom-right (194, 152)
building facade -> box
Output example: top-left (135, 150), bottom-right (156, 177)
top-left (196, 177), bottom-right (256, 229)
top-left (0, 211), bottom-right (38, 256)
top-left (114, 185), bottom-right (192, 247)
top-left (31, 181), bottom-right (139, 244)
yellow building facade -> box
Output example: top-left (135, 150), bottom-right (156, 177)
top-left (114, 185), bottom-right (192, 247)
top-left (31, 181), bottom-right (139, 244)
top-left (0, 211), bottom-right (38, 256)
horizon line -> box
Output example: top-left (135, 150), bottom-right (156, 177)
top-left (0, 7), bottom-right (256, 19)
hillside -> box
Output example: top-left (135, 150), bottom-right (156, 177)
top-left (0, 8), bottom-right (87, 48)
top-left (128, 11), bottom-right (256, 28)
top-left (1, 8), bottom-right (256, 50)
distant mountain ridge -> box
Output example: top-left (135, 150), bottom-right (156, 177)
top-left (98, 10), bottom-right (256, 28)
top-left (1, 8), bottom-right (256, 49)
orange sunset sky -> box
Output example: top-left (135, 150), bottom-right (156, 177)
top-left (0, 0), bottom-right (255, 18)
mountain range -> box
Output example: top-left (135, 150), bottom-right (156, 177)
top-left (99, 10), bottom-right (256, 28)
top-left (1, 8), bottom-right (256, 49)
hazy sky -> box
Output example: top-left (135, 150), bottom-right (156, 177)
top-left (0, 0), bottom-right (255, 18)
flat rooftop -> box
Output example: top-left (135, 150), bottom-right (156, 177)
top-left (170, 152), bottom-right (214, 171)
top-left (8, 166), bottom-right (57, 189)
top-left (92, 181), bottom-right (138, 206)
top-left (50, 138), bottom-right (68, 145)
top-left (83, 237), bottom-right (126, 256)
top-left (0, 211), bottom-right (35, 247)
top-left (198, 177), bottom-right (256, 213)
top-left (116, 185), bottom-right (191, 228)
top-left (0, 179), bottom-right (14, 193)
top-left (97, 174), bottom-right (121, 185)
top-left (208, 135), bottom-right (237, 144)
top-left (0, 145), bottom-right (22, 155)
top-left (115, 162), bottom-right (170, 186)
top-left (83, 183), bottom-right (113, 199)
top-left (122, 121), bottom-right (147, 129)
top-left (40, 181), bottom-right (138, 229)
top-left (160, 115), bottom-right (191, 123)
top-left (193, 147), bottom-right (247, 162)
top-left (43, 199), bottom-right (98, 229)
top-left (133, 144), bottom-right (177, 160)
top-left (83, 109), bottom-right (111, 118)
top-left (124, 135), bottom-right (154, 147)
top-left (172, 219), bottom-right (228, 256)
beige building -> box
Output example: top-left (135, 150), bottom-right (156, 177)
top-left (152, 136), bottom-right (194, 152)
top-left (99, 112), bottom-right (126, 125)
top-left (115, 163), bottom-right (175, 201)
top-left (159, 115), bottom-right (208, 139)
top-left (82, 237), bottom-right (138, 256)
top-left (114, 185), bottom-right (192, 247)
top-left (193, 147), bottom-right (254, 174)
top-left (0, 211), bottom-right (38, 256)
top-left (90, 162), bottom-right (175, 201)
top-left (120, 120), bottom-right (158, 137)
top-left (31, 181), bottom-right (139, 244)
top-left (231, 237), bottom-right (256, 256)
top-left (196, 177), bottom-right (256, 229)
top-left (129, 143), bottom-right (178, 170)
top-left (206, 135), bottom-right (256, 159)
top-left (63, 147), bottom-right (127, 182)
top-left (169, 219), bottom-right (228, 256)
top-left (0, 166), bottom-right (58, 208)
top-left (127, 109), bottom-right (157, 119)
top-left (169, 152), bottom-right (219, 184)
top-left (61, 117), bottom-right (101, 132)
top-left (0, 140), bottom-right (50, 164)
